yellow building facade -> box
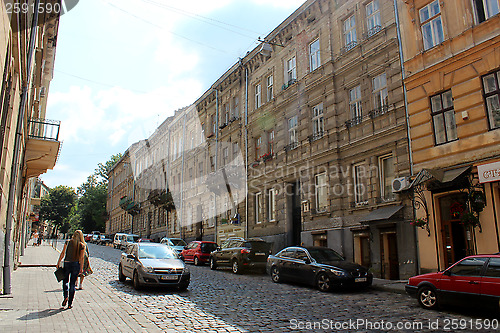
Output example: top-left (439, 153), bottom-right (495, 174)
top-left (397, 0), bottom-right (500, 272)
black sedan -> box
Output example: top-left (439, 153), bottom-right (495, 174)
top-left (266, 246), bottom-right (372, 292)
top-left (118, 243), bottom-right (190, 290)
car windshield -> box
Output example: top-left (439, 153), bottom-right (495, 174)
top-left (307, 248), bottom-right (344, 262)
top-left (200, 243), bottom-right (218, 253)
top-left (127, 235), bottom-right (140, 242)
top-left (170, 239), bottom-right (187, 246)
top-left (138, 246), bottom-right (178, 259)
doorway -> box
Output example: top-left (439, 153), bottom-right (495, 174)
top-left (290, 181), bottom-right (301, 246)
top-left (439, 194), bottom-right (470, 268)
top-left (380, 231), bottom-right (399, 280)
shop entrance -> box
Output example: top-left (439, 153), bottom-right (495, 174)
top-left (439, 194), bottom-right (470, 268)
top-left (380, 230), bottom-right (399, 280)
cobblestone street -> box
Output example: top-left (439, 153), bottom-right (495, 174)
top-left (85, 243), bottom-right (498, 332)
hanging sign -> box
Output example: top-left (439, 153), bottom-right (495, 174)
top-left (478, 161), bottom-right (500, 184)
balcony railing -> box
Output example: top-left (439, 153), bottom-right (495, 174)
top-left (369, 105), bottom-right (389, 119)
top-left (345, 116), bottom-right (363, 128)
top-left (29, 118), bottom-right (60, 141)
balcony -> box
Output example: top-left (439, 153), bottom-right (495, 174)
top-left (25, 118), bottom-right (61, 178)
top-left (119, 196), bottom-right (141, 215)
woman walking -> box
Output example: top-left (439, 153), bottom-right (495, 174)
top-left (57, 230), bottom-right (85, 309)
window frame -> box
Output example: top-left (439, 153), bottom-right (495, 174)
top-left (267, 75), bottom-right (273, 102)
top-left (366, 0), bottom-right (382, 37)
top-left (353, 163), bottom-right (368, 205)
top-left (285, 56), bottom-right (297, 84)
top-left (268, 130), bottom-right (275, 155)
top-left (481, 69), bottom-right (500, 130)
top-left (312, 102), bottom-right (324, 138)
top-left (430, 90), bottom-right (458, 145)
top-left (379, 154), bottom-right (395, 201)
top-left (255, 192), bottom-right (263, 224)
top-left (309, 38), bottom-right (321, 72)
top-left (373, 73), bottom-right (388, 111)
top-left (315, 172), bottom-right (328, 212)
top-left (473, 0), bottom-right (500, 24)
top-left (268, 188), bottom-right (276, 222)
top-left (255, 83), bottom-right (262, 109)
top-left (343, 14), bottom-right (357, 50)
top-left (419, 0), bottom-right (445, 50)
top-left (288, 115), bottom-right (298, 147)
top-left (349, 85), bottom-right (363, 123)
top-left (255, 136), bottom-right (262, 160)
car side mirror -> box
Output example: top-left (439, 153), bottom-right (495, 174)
top-left (126, 254), bottom-right (135, 260)
top-left (304, 258), bottom-right (311, 264)
top-left (184, 246), bottom-right (188, 250)
top-left (217, 246), bottom-right (221, 251)
top-left (443, 270), bottom-right (451, 276)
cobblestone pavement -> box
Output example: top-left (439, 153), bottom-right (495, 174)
top-left (83, 243), bottom-right (499, 333)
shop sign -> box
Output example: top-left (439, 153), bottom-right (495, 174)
top-left (478, 161), bottom-right (500, 184)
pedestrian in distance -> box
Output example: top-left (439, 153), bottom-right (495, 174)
top-left (32, 231), bottom-right (38, 246)
top-left (56, 230), bottom-right (85, 309)
top-left (78, 245), bottom-right (93, 290)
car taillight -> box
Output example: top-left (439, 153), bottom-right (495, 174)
top-left (241, 249), bottom-right (250, 254)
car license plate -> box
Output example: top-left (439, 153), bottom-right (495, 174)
top-left (255, 252), bottom-right (265, 255)
top-left (355, 277), bottom-right (367, 282)
top-left (161, 275), bottom-right (177, 280)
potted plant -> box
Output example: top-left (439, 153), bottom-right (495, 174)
top-left (410, 217), bottom-right (427, 229)
top-left (460, 211), bottom-right (480, 228)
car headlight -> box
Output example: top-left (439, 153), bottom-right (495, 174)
top-left (330, 269), bottom-right (348, 277)
top-left (142, 265), bottom-right (154, 273)
top-left (182, 266), bottom-right (189, 274)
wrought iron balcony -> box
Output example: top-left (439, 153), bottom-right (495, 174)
top-left (25, 118), bottom-right (61, 178)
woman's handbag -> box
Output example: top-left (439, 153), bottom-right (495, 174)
top-left (54, 267), bottom-right (65, 282)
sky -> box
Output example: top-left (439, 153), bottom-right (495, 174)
top-left (40, 0), bottom-right (307, 189)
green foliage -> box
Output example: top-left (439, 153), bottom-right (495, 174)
top-left (95, 153), bottom-right (122, 182)
top-left (39, 186), bottom-right (76, 232)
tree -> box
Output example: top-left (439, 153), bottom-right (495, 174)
top-left (95, 153), bottom-right (122, 182)
top-left (39, 186), bottom-right (76, 235)
top-left (77, 175), bottom-right (107, 233)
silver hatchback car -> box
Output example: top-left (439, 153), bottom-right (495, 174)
top-left (118, 243), bottom-right (190, 290)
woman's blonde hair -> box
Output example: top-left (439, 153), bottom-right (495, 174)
top-left (72, 230), bottom-right (85, 244)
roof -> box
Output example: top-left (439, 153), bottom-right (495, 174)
top-left (359, 205), bottom-right (404, 223)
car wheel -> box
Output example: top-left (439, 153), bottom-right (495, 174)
top-left (133, 271), bottom-right (142, 290)
top-left (271, 266), bottom-right (281, 283)
top-left (178, 282), bottom-right (189, 291)
top-left (210, 257), bottom-right (217, 270)
top-left (194, 257), bottom-right (200, 266)
top-left (232, 260), bottom-right (242, 274)
top-left (316, 273), bottom-right (331, 292)
top-left (417, 286), bottom-right (438, 309)
top-left (118, 264), bottom-right (126, 282)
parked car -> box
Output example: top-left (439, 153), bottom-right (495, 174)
top-left (267, 246), bottom-right (372, 292)
top-left (118, 243), bottom-right (189, 290)
top-left (114, 233), bottom-right (140, 250)
top-left (138, 238), bottom-right (153, 243)
top-left (406, 254), bottom-right (500, 311)
top-left (91, 231), bottom-right (101, 243)
top-left (181, 241), bottom-right (218, 265)
top-left (98, 235), bottom-right (112, 246)
top-left (210, 237), bottom-right (272, 274)
top-left (160, 237), bottom-right (187, 254)
top-left (84, 234), bottom-right (92, 242)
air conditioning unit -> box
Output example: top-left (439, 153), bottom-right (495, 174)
top-left (392, 177), bottom-right (409, 193)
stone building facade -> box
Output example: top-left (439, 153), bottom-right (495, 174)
top-left (396, 0), bottom-right (500, 272)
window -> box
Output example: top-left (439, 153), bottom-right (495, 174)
top-left (268, 130), bottom-right (275, 154)
top-left (312, 103), bottom-right (324, 138)
top-left (344, 15), bottom-right (357, 49)
top-left (349, 85), bottom-right (362, 122)
top-left (366, 0), bottom-right (381, 36)
top-left (223, 147), bottom-right (229, 166)
top-left (211, 114), bottom-right (216, 135)
top-left (482, 70), bottom-right (500, 130)
top-left (255, 136), bottom-right (262, 160)
top-left (373, 73), bottom-right (388, 111)
top-left (255, 84), bottom-right (262, 109)
top-left (419, 0), bottom-right (444, 50)
top-left (315, 173), bottom-right (328, 212)
top-left (448, 257), bottom-right (488, 276)
top-left (473, 0), bottom-right (500, 23)
top-left (198, 162), bottom-right (203, 178)
top-left (268, 188), bottom-right (276, 221)
top-left (286, 57), bottom-right (296, 84)
top-left (232, 142), bottom-right (239, 156)
top-left (224, 103), bottom-right (230, 124)
top-left (353, 163), bottom-right (368, 204)
top-left (379, 155), bottom-right (395, 201)
top-left (267, 75), bottom-right (273, 102)
top-left (309, 39), bottom-right (321, 71)
top-left (255, 192), bottom-right (263, 223)
top-left (431, 90), bottom-right (457, 145)
top-left (232, 96), bottom-right (239, 119)
top-left (288, 116), bottom-right (298, 147)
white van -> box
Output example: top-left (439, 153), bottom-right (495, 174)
top-left (114, 233), bottom-right (140, 250)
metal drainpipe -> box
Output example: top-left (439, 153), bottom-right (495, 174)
top-left (244, 66), bottom-right (249, 239)
top-left (393, 0), bottom-right (419, 275)
top-left (3, 1), bottom-right (40, 295)
top-left (214, 88), bottom-right (219, 243)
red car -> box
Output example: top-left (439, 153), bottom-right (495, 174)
top-left (181, 241), bottom-right (218, 266)
top-left (406, 254), bottom-right (500, 311)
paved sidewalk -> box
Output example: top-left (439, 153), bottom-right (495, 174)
top-left (0, 241), bottom-right (161, 333)
top-left (371, 278), bottom-right (407, 294)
